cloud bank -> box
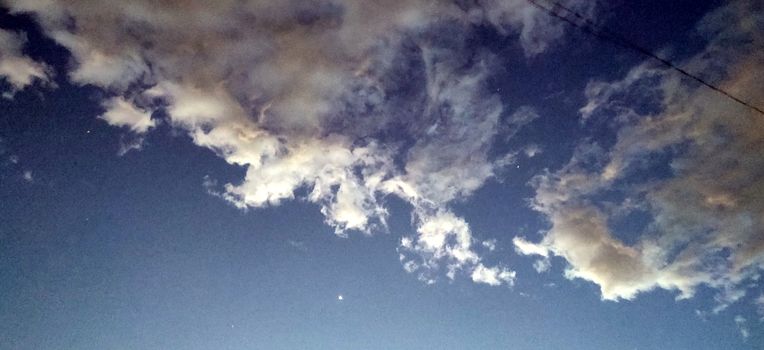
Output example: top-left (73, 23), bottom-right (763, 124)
top-left (2, 0), bottom-right (594, 285)
top-left (515, 1), bottom-right (764, 308)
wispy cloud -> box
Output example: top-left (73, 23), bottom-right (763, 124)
top-left (734, 315), bottom-right (749, 339)
top-left (287, 240), bottom-right (308, 253)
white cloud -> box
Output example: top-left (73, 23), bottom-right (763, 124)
top-left (116, 134), bottom-right (148, 156)
top-left (471, 263), bottom-right (516, 286)
top-left (512, 236), bottom-right (549, 257)
top-left (512, 237), bottom-right (552, 273)
top-left (756, 294), bottom-right (764, 321)
top-left (523, 144), bottom-right (542, 158)
top-left (0, 28), bottom-right (51, 97)
top-left (22, 170), bottom-right (33, 182)
top-left (503, 106), bottom-right (540, 139)
top-left (532, 259), bottom-right (551, 273)
top-left (482, 239), bottom-right (497, 252)
top-left (99, 97), bottom-right (155, 133)
top-left (398, 210), bottom-right (516, 286)
top-left (517, 1), bottom-right (764, 304)
top-left (399, 211), bottom-right (479, 281)
top-left (734, 315), bottom-right (749, 339)
top-left (5, 0), bottom-right (594, 284)
top-left (477, 0), bottom-right (589, 56)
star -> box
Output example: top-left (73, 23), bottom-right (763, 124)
top-left (337, 294), bottom-right (343, 301)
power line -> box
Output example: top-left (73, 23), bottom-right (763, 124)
top-left (526, 0), bottom-right (764, 116)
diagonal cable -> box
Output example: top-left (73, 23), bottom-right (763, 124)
top-left (526, 0), bottom-right (764, 116)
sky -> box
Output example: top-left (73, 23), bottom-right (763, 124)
top-left (0, 0), bottom-right (763, 349)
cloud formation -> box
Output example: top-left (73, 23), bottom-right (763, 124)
top-left (734, 315), bottom-right (750, 339)
top-left (515, 1), bottom-right (764, 307)
top-left (98, 97), bottom-right (155, 134)
top-left (3, 0), bottom-right (593, 284)
top-left (0, 28), bottom-right (50, 97)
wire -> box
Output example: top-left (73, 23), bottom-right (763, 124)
top-left (526, 0), bottom-right (764, 116)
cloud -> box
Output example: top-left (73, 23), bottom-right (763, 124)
top-left (516, 1), bottom-right (764, 304)
top-left (116, 133), bottom-right (148, 156)
top-left (0, 28), bottom-right (51, 97)
top-left (287, 240), bottom-right (308, 252)
top-left (503, 106), bottom-right (540, 140)
top-left (513, 236), bottom-right (549, 257)
top-left (756, 294), bottom-right (764, 321)
top-left (734, 315), bottom-right (749, 339)
top-left (99, 97), bottom-right (155, 133)
top-left (4, 0), bottom-right (594, 284)
top-left (399, 210), bottom-right (515, 285)
top-left (523, 144), bottom-right (542, 158)
top-left (22, 170), bottom-right (32, 182)
top-left (512, 236), bottom-right (551, 272)
top-left (471, 263), bottom-right (516, 286)
top-left (98, 96), bottom-right (155, 154)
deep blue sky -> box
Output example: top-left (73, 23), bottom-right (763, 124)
top-left (1, 1), bottom-right (762, 349)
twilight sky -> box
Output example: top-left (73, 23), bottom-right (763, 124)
top-left (1, 0), bottom-right (763, 349)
